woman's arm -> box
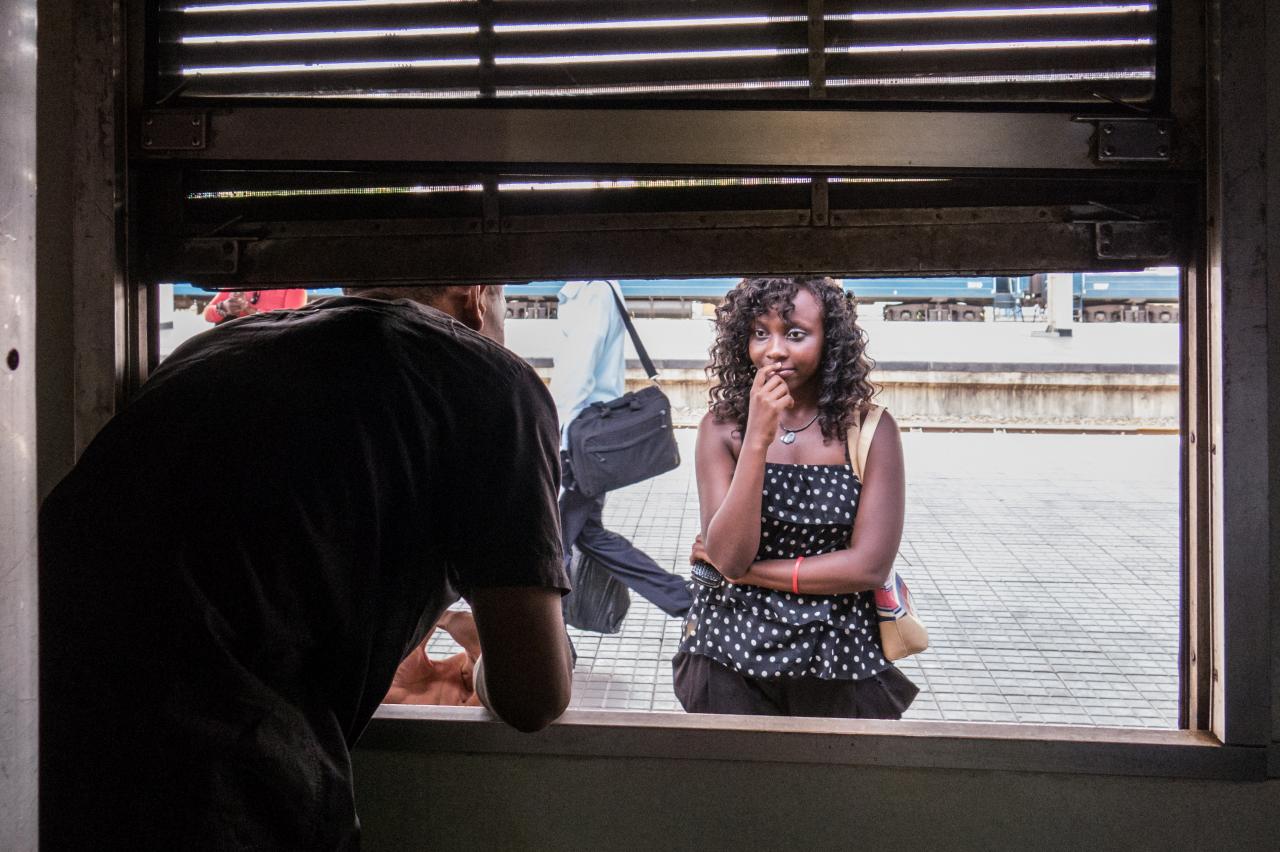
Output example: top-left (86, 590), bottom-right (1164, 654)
top-left (734, 410), bottom-right (906, 594)
top-left (694, 415), bottom-right (762, 579)
top-left (203, 292), bottom-right (230, 323)
top-left (698, 366), bottom-right (794, 578)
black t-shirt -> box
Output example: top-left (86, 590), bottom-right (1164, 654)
top-left (40, 297), bottom-right (568, 849)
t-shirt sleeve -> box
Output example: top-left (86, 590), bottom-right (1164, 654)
top-left (441, 357), bottom-right (570, 598)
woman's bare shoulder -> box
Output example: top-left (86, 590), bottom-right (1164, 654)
top-left (697, 411), bottom-right (741, 456)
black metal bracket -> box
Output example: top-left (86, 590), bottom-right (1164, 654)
top-left (1078, 116), bottom-right (1173, 164)
top-left (175, 237), bottom-right (242, 275)
top-left (141, 111), bottom-right (207, 151)
top-left (1095, 220), bottom-right (1173, 260)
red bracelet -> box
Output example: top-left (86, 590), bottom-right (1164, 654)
top-left (792, 556), bottom-right (804, 595)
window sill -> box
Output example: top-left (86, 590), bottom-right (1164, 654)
top-left (364, 705), bottom-right (1265, 781)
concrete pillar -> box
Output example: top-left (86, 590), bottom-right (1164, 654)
top-left (0, 0), bottom-right (40, 846)
top-left (1042, 272), bottom-right (1075, 337)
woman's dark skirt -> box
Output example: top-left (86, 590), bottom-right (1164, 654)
top-left (672, 650), bottom-right (918, 720)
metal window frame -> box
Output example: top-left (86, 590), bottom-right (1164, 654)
top-left (1203, 0), bottom-right (1273, 749)
top-left (55, 0), bottom-right (1268, 780)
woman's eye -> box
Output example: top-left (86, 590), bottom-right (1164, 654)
top-left (787, 330), bottom-right (806, 340)
top-left (752, 328), bottom-right (768, 338)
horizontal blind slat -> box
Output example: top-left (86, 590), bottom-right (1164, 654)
top-left (490, 0), bottom-right (800, 17)
top-left (826, 48), bottom-right (1154, 76)
top-left (172, 69), bottom-right (483, 97)
top-left (494, 62), bottom-right (808, 92)
top-left (492, 26), bottom-right (808, 59)
top-left (170, 9), bottom-right (480, 39)
top-left (174, 38), bottom-right (480, 72)
top-left (829, 15), bottom-right (1153, 43)
top-left (821, 0), bottom-right (1152, 13)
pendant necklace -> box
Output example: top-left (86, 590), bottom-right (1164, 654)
top-left (778, 412), bottom-right (820, 444)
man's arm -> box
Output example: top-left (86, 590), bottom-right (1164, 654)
top-left (468, 586), bottom-right (573, 732)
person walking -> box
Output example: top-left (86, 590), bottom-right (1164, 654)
top-left (553, 280), bottom-right (693, 619)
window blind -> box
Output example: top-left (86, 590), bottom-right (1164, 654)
top-left (157, 0), bottom-right (1158, 104)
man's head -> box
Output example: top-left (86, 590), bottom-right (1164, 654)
top-left (343, 285), bottom-right (507, 345)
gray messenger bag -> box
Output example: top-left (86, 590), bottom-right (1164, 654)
top-left (565, 285), bottom-right (680, 499)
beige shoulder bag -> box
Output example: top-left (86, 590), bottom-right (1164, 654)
top-left (847, 406), bottom-right (929, 662)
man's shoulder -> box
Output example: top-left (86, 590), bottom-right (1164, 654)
top-left (559, 280), bottom-right (619, 305)
top-left (166, 295), bottom-right (538, 396)
top-left (306, 296), bottom-right (529, 371)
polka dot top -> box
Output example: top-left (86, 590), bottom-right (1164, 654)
top-left (679, 462), bottom-right (890, 681)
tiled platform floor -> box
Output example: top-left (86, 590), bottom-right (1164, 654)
top-left (434, 429), bottom-right (1180, 728)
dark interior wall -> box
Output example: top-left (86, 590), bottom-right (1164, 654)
top-left (1268, 0), bottom-right (1280, 751)
top-left (35, 0), bottom-right (75, 499)
top-left (353, 751), bottom-right (1280, 851)
top-left (35, 0), bottom-right (123, 500)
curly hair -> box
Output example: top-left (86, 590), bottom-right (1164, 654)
top-left (707, 277), bottom-right (877, 442)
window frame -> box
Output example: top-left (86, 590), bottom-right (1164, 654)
top-left (78, 0), bottom-right (1270, 782)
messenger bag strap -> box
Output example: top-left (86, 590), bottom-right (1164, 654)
top-left (602, 281), bottom-right (660, 382)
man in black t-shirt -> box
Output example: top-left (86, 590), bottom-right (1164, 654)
top-left (40, 285), bottom-right (572, 850)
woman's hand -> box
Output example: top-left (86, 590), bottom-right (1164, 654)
top-left (689, 533), bottom-right (711, 567)
top-left (742, 365), bottom-right (793, 451)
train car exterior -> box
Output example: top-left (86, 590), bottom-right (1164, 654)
top-left (171, 270), bottom-right (1179, 323)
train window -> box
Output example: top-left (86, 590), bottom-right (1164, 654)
top-left (156, 270), bottom-right (1184, 731)
top-left (116, 0), bottom-right (1260, 782)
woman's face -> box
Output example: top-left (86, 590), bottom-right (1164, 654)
top-left (747, 287), bottom-right (826, 391)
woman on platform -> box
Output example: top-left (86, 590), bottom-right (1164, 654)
top-left (673, 276), bottom-right (917, 719)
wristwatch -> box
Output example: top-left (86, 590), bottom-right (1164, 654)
top-left (690, 560), bottom-right (726, 589)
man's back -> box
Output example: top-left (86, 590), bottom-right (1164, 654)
top-left (40, 296), bottom-right (567, 849)
top-left (550, 280), bottom-right (628, 445)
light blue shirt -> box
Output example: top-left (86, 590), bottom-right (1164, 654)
top-left (550, 280), bottom-right (627, 450)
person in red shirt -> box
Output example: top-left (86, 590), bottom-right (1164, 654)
top-left (203, 288), bottom-right (307, 324)
top-left (383, 609), bottom-right (484, 707)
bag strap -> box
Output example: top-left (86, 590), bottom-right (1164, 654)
top-left (846, 404), bottom-right (885, 481)
top-left (602, 281), bottom-right (659, 381)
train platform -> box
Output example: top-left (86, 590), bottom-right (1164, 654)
top-left (430, 428), bottom-right (1180, 728)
